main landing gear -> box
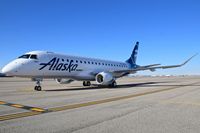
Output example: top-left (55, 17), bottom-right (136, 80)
top-left (34, 80), bottom-right (42, 91)
top-left (83, 81), bottom-right (91, 86)
top-left (109, 80), bottom-right (117, 88)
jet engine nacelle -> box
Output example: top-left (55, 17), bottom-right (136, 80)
top-left (56, 78), bottom-right (74, 84)
top-left (95, 72), bottom-right (114, 85)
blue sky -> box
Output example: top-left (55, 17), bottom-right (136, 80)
top-left (0, 0), bottom-right (199, 75)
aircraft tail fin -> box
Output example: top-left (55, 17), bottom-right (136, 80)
top-left (126, 42), bottom-right (139, 68)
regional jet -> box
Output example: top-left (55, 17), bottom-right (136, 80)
top-left (1, 42), bottom-right (196, 91)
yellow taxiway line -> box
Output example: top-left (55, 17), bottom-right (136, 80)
top-left (0, 81), bottom-right (199, 121)
top-left (0, 112), bottom-right (41, 121)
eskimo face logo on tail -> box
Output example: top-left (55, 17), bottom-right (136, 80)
top-left (39, 57), bottom-right (78, 72)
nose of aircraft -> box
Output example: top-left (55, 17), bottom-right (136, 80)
top-left (2, 65), bottom-right (14, 76)
top-left (1, 61), bottom-right (20, 76)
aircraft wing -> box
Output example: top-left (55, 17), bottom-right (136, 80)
top-left (139, 64), bottom-right (161, 68)
top-left (112, 54), bottom-right (197, 76)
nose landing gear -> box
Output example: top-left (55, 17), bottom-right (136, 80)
top-left (34, 86), bottom-right (42, 91)
top-left (32, 78), bottom-right (43, 91)
top-left (34, 80), bottom-right (42, 91)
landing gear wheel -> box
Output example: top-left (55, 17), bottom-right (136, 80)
top-left (34, 86), bottom-right (42, 91)
top-left (86, 81), bottom-right (91, 86)
top-left (37, 86), bottom-right (42, 91)
top-left (83, 81), bottom-right (86, 86)
top-left (33, 79), bottom-right (42, 91)
top-left (109, 81), bottom-right (117, 88)
top-left (83, 81), bottom-right (91, 86)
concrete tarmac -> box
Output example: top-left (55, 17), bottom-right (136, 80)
top-left (0, 76), bottom-right (200, 133)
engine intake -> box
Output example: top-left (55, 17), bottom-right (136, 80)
top-left (95, 72), bottom-right (114, 85)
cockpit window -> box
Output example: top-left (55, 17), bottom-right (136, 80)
top-left (18, 54), bottom-right (38, 59)
top-left (30, 54), bottom-right (38, 59)
top-left (18, 54), bottom-right (31, 59)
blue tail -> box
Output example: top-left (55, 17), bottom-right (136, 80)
top-left (126, 42), bottom-right (139, 68)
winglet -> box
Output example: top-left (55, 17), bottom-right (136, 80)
top-left (180, 53), bottom-right (198, 66)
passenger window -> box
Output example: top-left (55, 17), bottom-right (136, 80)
top-left (84, 61), bottom-right (86, 64)
top-left (80, 61), bottom-right (82, 63)
top-left (30, 54), bottom-right (38, 59)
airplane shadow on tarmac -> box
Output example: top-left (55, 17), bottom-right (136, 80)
top-left (44, 81), bottom-right (184, 92)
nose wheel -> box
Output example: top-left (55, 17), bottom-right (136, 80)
top-left (34, 86), bottom-right (42, 91)
top-left (34, 80), bottom-right (42, 91)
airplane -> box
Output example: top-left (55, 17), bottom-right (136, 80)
top-left (1, 42), bottom-right (196, 91)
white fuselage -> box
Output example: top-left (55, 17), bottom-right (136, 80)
top-left (2, 51), bottom-right (129, 81)
top-left (2, 42), bottom-right (192, 91)
top-left (2, 42), bottom-right (194, 91)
